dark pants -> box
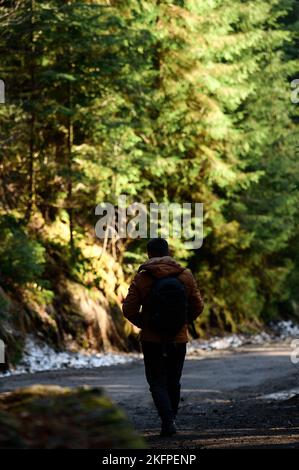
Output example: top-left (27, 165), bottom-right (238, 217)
top-left (141, 341), bottom-right (186, 423)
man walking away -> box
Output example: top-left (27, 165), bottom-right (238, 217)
top-left (122, 238), bottom-right (204, 437)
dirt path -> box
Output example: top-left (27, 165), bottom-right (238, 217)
top-left (1, 342), bottom-right (299, 449)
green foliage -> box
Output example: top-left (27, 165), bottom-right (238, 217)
top-left (0, 216), bottom-right (45, 287)
top-left (0, 0), bottom-right (298, 338)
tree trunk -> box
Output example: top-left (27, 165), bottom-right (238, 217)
top-left (25, 0), bottom-right (36, 223)
top-left (67, 106), bottom-right (74, 252)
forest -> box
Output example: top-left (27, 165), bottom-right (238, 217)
top-left (0, 0), bottom-right (299, 368)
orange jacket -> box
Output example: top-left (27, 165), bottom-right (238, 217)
top-left (122, 256), bottom-right (204, 343)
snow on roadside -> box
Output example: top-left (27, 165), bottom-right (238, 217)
top-left (187, 320), bottom-right (299, 354)
top-left (272, 320), bottom-right (299, 338)
top-left (0, 337), bottom-right (140, 377)
top-left (260, 387), bottom-right (299, 401)
top-left (1, 321), bottom-right (298, 376)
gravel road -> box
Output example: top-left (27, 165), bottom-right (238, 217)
top-left (1, 342), bottom-right (298, 449)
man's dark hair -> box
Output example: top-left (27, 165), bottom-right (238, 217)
top-left (147, 238), bottom-right (169, 257)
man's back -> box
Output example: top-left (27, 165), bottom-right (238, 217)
top-left (122, 255), bottom-right (204, 342)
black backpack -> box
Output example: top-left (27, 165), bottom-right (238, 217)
top-left (147, 272), bottom-right (188, 337)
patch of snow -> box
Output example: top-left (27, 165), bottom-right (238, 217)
top-left (260, 387), bottom-right (299, 401)
top-left (0, 337), bottom-right (140, 377)
top-left (188, 320), bottom-right (299, 354)
top-left (272, 320), bottom-right (299, 338)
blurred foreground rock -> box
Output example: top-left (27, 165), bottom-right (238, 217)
top-left (0, 385), bottom-right (145, 449)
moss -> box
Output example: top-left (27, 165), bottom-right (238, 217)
top-left (0, 385), bottom-right (146, 449)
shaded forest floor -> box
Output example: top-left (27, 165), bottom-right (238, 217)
top-left (1, 342), bottom-right (299, 449)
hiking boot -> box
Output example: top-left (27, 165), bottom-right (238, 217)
top-left (160, 420), bottom-right (177, 437)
